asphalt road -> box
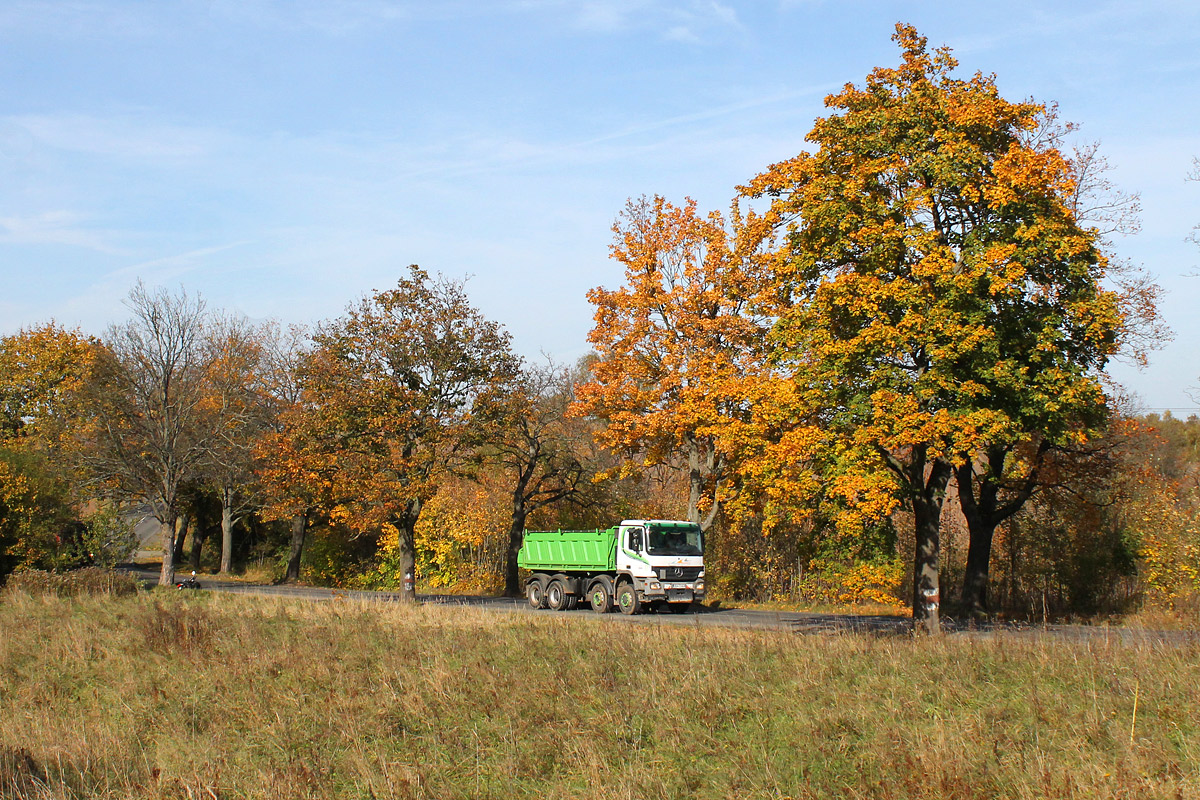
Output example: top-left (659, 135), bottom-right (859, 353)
top-left (123, 565), bottom-right (1200, 645)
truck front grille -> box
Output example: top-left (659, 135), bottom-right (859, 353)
top-left (654, 566), bottom-right (702, 582)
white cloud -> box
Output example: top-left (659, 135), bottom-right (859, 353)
top-left (201, 0), bottom-right (417, 35)
top-left (0, 1), bottom-right (161, 39)
top-left (568, 0), bottom-right (647, 32)
top-left (0, 211), bottom-right (125, 254)
top-left (705, 1), bottom-right (738, 28)
top-left (10, 113), bottom-right (227, 163)
top-left (665, 25), bottom-right (701, 43)
top-left (100, 242), bottom-right (255, 287)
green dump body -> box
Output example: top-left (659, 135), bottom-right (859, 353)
top-left (517, 528), bottom-right (617, 572)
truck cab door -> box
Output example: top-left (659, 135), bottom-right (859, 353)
top-left (627, 527), bottom-right (643, 553)
top-left (617, 526), bottom-right (645, 572)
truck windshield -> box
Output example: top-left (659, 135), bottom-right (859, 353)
top-left (646, 526), bottom-right (703, 556)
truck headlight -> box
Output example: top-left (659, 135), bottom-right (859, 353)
top-left (649, 582), bottom-right (661, 591)
top-left (694, 580), bottom-right (705, 593)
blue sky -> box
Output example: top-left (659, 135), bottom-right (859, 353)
top-left (2, 0), bottom-right (1198, 412)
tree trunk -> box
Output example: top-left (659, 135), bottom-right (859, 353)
top-left (219, 486), bottom-right (234, 574)
top-left (911, 457), bottom-right (952, 635)
top-left (960, 518), bottom-right (995, 616)
top-left (284, 511), bottom-right (308, 582)
top-left (172, 512), bottom-right (190, 565)
top-left (395, 525), bottom-right (417, 602)
top-left (687, 436), bottom-right (703, 526)
top-left (504, 458), bottom-right (537, 597)
top-left (505, 506), bottom-right (527, 598)
top-left (394, 499), bottom-right (422, 602)
top-left (686, 435), bottom-right (722, 532)
top-left (189, 522), bottom-right (207, 572)
top-left (956, 444), bottom-right (1044, 618)
top-left (158, 514), bottom-right (178, 586)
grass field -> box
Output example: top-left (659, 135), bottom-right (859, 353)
top-left (1, 585), bottom-right (1198, 799)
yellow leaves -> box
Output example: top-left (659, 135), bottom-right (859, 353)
top-left (0, 324), bottom-right (100, 446)
top-left (577, 194), bottom-right (769, 488)
top-left (1122, 461), bottom-right (1200, 608)
top-left (861, 390), bottom-right (1006, 459)
top-left (797, 555), bottom-right (906, 608)
top-left (824, 469), bottom-right (900, 532)
top-left (989, 146), bottom-right (1074, 210)
top-left (410, 477), bottom-right (508, 592)
top-left (0, 459), bottom-right (33, 518)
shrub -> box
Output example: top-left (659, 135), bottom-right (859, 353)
top-left (79, 505), bottom-right (139, 568)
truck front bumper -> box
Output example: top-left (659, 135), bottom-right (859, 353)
top-left (637, 578), bottom-right (705, 601)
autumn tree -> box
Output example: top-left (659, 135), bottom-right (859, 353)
top-left (575, 195), bottom-right (768, 529)
top-left (489, 360), bottom-right (591, 596)
top-left (948, 111), bottom-right (1165, 616)
top-left (741, 24), bottom-right (1122, 632)
top-left (254, 322), bottom-right (314, 582)
top-left (0, 325), bottom-right (148, 578)
top-left (198, 314), bottom-right (271, 574)
top-left (408, 474), bottom-right (510, 593)
top-left (81, 282), bottom-right (211, 586)
top-left (0, 323), bottom-right (100, 446)
top-left (295, 267), bottom-right (519, 601)
top-left (1127, 413), bottom-right (1200, 609)
top-left (0, 325), bottom-right (101, 577)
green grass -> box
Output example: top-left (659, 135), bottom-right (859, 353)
top-left (1, 588), bottom-right (1198, 799)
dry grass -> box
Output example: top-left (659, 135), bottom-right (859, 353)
top-left (1121, 595), bottom-right (1200, 632)
top-left (2, 568), bottom-right (140, 598)
top-left (0, 590), bottom-right (1197, 799)
top-left (716, 597), bottom-right (910, 617)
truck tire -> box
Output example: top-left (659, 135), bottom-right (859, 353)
top-left (546, 579), bottom-right (568, 611)
top-left (616, 580), bottom-right (640, 615)
top-left (588, 577), bottom-right (613, 614)
top-left (526, 578), bottom-right (547, 610)
top-left (563, 593), bottom-right (579, 611)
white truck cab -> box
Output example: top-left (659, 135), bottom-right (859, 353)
top-left (614, 519), bottom-right (705, 613)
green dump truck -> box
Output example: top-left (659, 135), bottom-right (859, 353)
top-left (517, 519), bottom-right (705, 615)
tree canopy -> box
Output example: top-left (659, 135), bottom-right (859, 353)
top-left (739, 23), bottom-right (1124, 631)
top-left (288, 266), bottom-right (520, 600)
top-left (575, 195), bottom-right (768, 529)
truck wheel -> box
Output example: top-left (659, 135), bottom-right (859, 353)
top-left (526, 579), bottom-right (547, 610)
top-left (616, 580), bottom-right (640, 615)
top-left (588, 577), bottom-right (613, 614)
top-left (563, 592), bottom-right (579, 611)
top-left (546, 579), bottom-right (568, 611)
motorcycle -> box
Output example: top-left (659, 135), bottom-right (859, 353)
top-left (175, 571), bottom-right (202, 590)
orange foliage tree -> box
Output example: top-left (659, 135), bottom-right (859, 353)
top-left (410, 474), bottom-right (510, 593)
top-left (253, 323), bottom-right (316, 582)
top-left (287, 267), bottom-right (519, 601)
top-left (574, 195), bottom-right (769, 530)
top-left (198, 314), bottom-right (272, 574)
top-left (0, 323), bottom-right (100, 446)
top-left (0, 324), bottom-right (101, 578)
top-left (741, 24), bottom-right (1124, 632)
